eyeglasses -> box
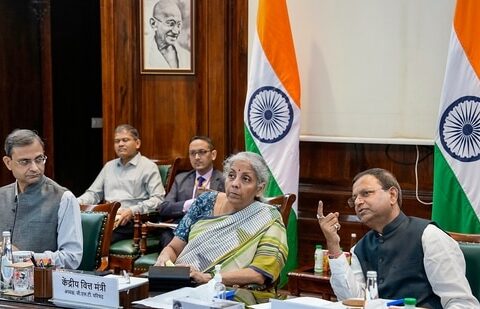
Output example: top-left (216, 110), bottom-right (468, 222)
top-left (189, 149), bottom-right (211, 157)
top-left (114, 138), bottom-right (135, 144)
top-left (152, 16), bottom-right (182, 29)
top-left (347, 188), bottom-right (386, 208)
top-left (14, 155), bottom-right (47, 167)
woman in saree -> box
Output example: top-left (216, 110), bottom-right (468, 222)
top-left (154, 151), bottom-right (288, 291)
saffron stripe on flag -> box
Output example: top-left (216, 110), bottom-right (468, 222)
top-left (454, 0), bottom-right (480, 78)
top-left (257, 0), bottom-right (300, 106)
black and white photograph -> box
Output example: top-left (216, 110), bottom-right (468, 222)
top-left (140, 0), bottom-right (194, 74)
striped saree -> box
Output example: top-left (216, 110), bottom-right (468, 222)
top-left (176, 197), bottom-right (288, 285)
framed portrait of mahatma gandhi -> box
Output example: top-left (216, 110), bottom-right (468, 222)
top-left (140, 0), bottom-right (194, 74)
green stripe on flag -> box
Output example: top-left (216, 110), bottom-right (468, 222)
top-left (433, 145), bottom-right (480, 233)
top-left (245, 126), bottom-right (298, 287)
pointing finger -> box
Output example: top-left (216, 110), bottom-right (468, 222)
top-left (317, 200), bottom-right (325, 220)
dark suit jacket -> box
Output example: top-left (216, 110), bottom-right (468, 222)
top-left (157, 169), bottom-right (225, 220)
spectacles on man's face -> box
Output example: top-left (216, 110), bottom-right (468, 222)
top-left (152, 16), bottom-right (182, 29)
top-left (114, 137), bottom-right (135, 144)
top-left (13, 155), bottom-right (47, 167)
top-left (347, 188), bottom-right (387, 208)
top-left (189, 149), bottom-right (211, 157)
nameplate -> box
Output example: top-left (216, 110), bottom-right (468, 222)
top-left (52, 270), bottom-right (119, 308)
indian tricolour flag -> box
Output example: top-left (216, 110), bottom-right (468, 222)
top-left (244, 0), bottom-right (300, 286)
top-left (433, 0), bottom-right (480, 234)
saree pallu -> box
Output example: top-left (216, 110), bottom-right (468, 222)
top-left (176, 201), bottom-right (288, 283)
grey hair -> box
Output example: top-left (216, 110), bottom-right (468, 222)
top-left (153, 0), bottom-right (181, 17)
top-left (4, 129), bottom-right (44, 156)
top-left (115, 124), bottom-right (140, 140)
top-left (223, 151), bottom-right (270, 187)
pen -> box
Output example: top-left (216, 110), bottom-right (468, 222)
top-left (224, 290), bottom-right (235, 300)
top-left (30, 256), bottom-right (38, 267)
top-left (386, 299), bottom-right (404, 306)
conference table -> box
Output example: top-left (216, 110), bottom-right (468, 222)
top-left (0, 280), bottom-right (148, 309)
top-left (0, 293), bottom-right (60, 308)
top-left (0, 269), bottom-right (332, 309)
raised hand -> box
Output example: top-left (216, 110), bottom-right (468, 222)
top-left (316, 200), bottom-right (342, 256)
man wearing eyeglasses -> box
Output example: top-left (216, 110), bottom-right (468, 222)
top-left (155, 136), bottom-right (225, 248)
top-left (145, 0), bottom-right (191, 69)
top-left (0, 129), bottom-right (83, 269)
top-left (317, 168), bottom-right (479, 308)
top-left (78, 124), bottom-right (165, 243)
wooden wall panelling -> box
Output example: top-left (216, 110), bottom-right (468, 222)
top-left (134, 1), bottom-right (207, 164)
top-left (100, 0), bottom-right (246, 168)
top-left (32, 0), bottom-right (55, 178)
top-left (299, 142), bottom-right (434, 192)
top-left (136, 0), bottom-right (227, 163)
top-left (202, 0), bottom-right (227, 163)
top-left (0, 0), bottom-right (53, 186)
top-left (226, 0), bottom-right (248, 155)
top-left (296, 141), bottom-right (434, 266)
top-left (100, 0), bottom-right (117, 161)
top-left (101, 0), bottom-right (136, 162)
top-left (111, 0), bottom-right (137, 146)
top-left (139, 76), bottom-right (197, 160)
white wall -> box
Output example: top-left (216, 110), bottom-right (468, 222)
top-left (248, 0), bottom-right (455, 145)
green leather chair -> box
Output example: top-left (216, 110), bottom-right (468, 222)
top-left (78, 202), bottom-right (120, 271)
top-left (449, 231), bottom-right (480, 302)
top-left (132, 247), bottom-right (160, 275)
top-left (79, 212), bottom-right (107, 271)
top-left (108, 213), bottom-right (159, 273)
top-left (458, 242), bottom-right (480, 302)
top-left (108, 158), bottom-right (180, 273)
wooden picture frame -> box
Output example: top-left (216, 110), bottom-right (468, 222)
top-left (140, 0), bottom-right (194, 74)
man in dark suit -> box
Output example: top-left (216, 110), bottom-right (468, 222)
top-left (156, 136), bottom-right (225, 247)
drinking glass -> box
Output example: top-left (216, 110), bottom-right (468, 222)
top-left (12, 251), bottom-right (33, 291)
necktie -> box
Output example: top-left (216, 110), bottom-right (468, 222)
top-left (197, 176), bottom-right (205, 187)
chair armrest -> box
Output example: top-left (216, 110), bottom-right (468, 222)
top-left (139, 221), bottom-right (177, 256)
top-left (145, 222), bottom-right (178, 229)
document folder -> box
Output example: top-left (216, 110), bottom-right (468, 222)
top-left (148, 266), bottom-right (194, 292)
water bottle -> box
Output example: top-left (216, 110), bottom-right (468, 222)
top-left (350, 233), bottom-right (358, 250)
top-left (314, 244), bottom-right (323, 273)
top-left (1, 231), bottom-right (13, 289)
top-left (404, 297), bottom-right (417, 308)
top-left (365, 270), bottom-right (379, 301)
top-left (212, 264), bottom-right (226, 299)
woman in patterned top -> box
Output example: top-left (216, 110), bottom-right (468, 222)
top-left (155, 151), bottom-right (288, 290)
